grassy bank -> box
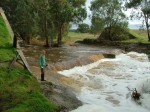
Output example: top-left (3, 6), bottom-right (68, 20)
top-left (121, 29), bottom-right (149, 44)
top-left (0, 15), bottom-right (56, 112)
top-left (66, 30), bottom-right (149, 44)
top-left (64, 32), bottom-right (97, 43)
top-left (0, 15), bottom-right (15, 62)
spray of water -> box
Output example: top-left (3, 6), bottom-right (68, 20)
top-left (59, 52), bottom-right (150, 112)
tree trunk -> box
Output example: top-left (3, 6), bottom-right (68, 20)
top-left (57, 26), bottom-right (62, 47)
top-left (26, 36), bottom-right (30, 44)
top-left (23, 35), bottom-right (30, 44)
top-left (44, 14), bottom-right (50, 47)
top-left (144, 13), bottom-right (150, 41)
top-left (108, 25), bottom-right (112, 41)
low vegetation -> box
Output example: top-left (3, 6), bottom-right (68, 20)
top-left (65, 32), bottom-right (97, 43)
top-left (121, 30), bottom-right (149, 44)
top-left (67, 29), bottom-right (150, 45)
top-left (0, 16), bottom-right (56, 112)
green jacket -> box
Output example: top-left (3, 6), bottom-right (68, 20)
top-left (39, 55), bottom-right (46, 68)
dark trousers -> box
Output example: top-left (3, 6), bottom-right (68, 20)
top-left (41, 68), bottom-right (45, 81)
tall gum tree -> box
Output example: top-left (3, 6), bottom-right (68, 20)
top-left (126, 0), bottom-right (150, 41)
top-left (0, 0), bottom-right (36, 44)
top-left (90, 0), bottom-right (128, 41)
top-left (32, 0), bottom-right (54, 47)
top-left (0, 0), bottom-right (87, 47)
top-left (90, 16), bottom-right (105, 36)
top-left (49, 0), bottom-right (87, 47)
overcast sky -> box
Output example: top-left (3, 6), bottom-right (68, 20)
top-left (83, 0), bottom-right (92, 25)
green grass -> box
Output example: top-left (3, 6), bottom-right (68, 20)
top-left (121, 29), bottom-right (150, 44)
top-left (0, 68), bottom-right (56, 112)
top-left (0, 15), bottom-right (57, 112)
top-left (63, 32), bottom-right (97, 42)
top-left (0, 48), bottom-right (16, 62)
top-left (0, 16), bottom-right (12, 47)
top-left (64, 30), bottom-right (150, 45)
top-left (0, 16), bottom-right (15, 62)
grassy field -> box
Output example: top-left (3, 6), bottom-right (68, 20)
top-left (121, 29), bottom-right (149, 44)
top-left (0, 16), bottom-right (56, 112)
top-left (64, 30), bottom-right (149, 44)
top-left (63, 32), bottom-right (97, 42)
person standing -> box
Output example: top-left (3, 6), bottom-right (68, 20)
top-left (39, 50), bottom-right (47, 81)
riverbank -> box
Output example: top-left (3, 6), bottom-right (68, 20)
top-left (27, 54), bottom-right (106, 112)
top-left (0, 14), bottom-right (57, 112)
top-left (30, 65), bottom-right (83, 112)
top-left (77, 38), bottom-right (150, 54)
top-left (40, 81), bottom-right (82, 112)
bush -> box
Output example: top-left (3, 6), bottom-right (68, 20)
top-left (98, 25), bottom-right (129, 41)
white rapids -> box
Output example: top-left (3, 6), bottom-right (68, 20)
top-left (58, 52), bottom-right (150, 112)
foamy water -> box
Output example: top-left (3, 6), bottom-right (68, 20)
top-left (58, 52), bottom-right (150, 112)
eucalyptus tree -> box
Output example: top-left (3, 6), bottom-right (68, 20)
top-left (126, 0), bottom-right (150, 41)
top-left (90, 16), bottom-right (105, 36)
top-left (90, 0), bottom-right (128, 41)
top-left (0, 0), bottom-right (87, 47)
top-left (77, 23), bottom-right (90, 33)
top-left (31, 0), bottom-right (55, 47)
top-left (0, 0), bottom-right (36, 44)
top-left (49, 0), bottom-right (87, 47)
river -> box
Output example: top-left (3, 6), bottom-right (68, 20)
top-left (59, 52), bottom-right (150, 112)
top-left (22, 44), bottom-right (150, 112)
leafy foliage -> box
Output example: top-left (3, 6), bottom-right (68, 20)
top-left (0, 16), bottom-right (57, 112)
top-left (0, 0), bottom-right (87, 47)
top-left (125, 0), bottom-right (142, 8)
top-left (90, 16), bottom-right (105, 36)
top-left (125, 0), bottom-right (150, 41)
top-left (48, 0), bottom-right (87, 46)
top-left (98, 25), bottom-right (129, 41)
top-left (90, 0), bottom-right (128, 41)
top-left (77, 23), bottom-right (90, 33)
top-left (0, 0), bottom-right (37, 44)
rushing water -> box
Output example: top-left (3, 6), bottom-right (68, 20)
top-left (59, 52), bottom-right (150, 112)
top-left (22, 44), bottom-right (150, 111)
top-left (22, 44), bottom-right (122, 67)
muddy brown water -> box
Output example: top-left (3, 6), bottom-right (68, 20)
top-left (21, 43), bottom-right (150, 112)
top-left (22, 44), bottom-right (123, 68)
top-left (21, 43), bottom-right (123, 91)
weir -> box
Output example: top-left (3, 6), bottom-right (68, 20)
top-left (22, 43), bottom-right (120, 73)
top-left (48, 54), bottom-right (116, 71)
